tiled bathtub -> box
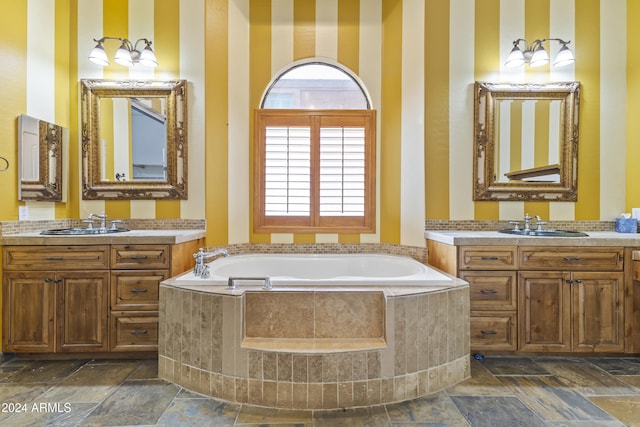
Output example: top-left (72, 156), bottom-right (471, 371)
top-left (158, 253), bottom-right (470, 410)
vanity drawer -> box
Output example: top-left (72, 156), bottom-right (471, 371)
top-left (3, 245), bottom-right (109, 270)
top-left (519, 247), bottom-right (623, 271)
top-left (111, 270), bottom-right (167, 310)
top-left (111, 245), bottom-right (170, 270)
top-left (460, 271), bottom-right (517, 311)
top-left (470, 312), bottom-right (517, 351)
top-left (458, 246), bottom-right (517, 270)
top-left (110, 312), bottom-right (159, 352)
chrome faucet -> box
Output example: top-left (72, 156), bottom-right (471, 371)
top-left (88, 212), bottom-right (108, 233)
top-left (193, 248), bottom-right (229, 278)
top-left (523, 213), bottom-right (533, 232)
top-left (509, 214), bottom-right (546, 232)
top-left (533, 215), bottom-right (547, 231)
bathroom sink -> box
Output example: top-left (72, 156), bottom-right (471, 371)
top-left (40, 227), bottom-right (130, 235)
top-left (498, 229), bottom-right (588, 237)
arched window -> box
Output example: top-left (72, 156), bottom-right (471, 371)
top-left (254, 60), bottom-right (376, 234)
top-left (262, 62), bottom-right (370, 109)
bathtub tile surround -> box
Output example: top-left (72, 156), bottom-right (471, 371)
top-left (159, 281), bottom-right (470, 410)
top-left (244, 291), bottom-right (385, 343)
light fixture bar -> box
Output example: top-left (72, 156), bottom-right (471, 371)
top-left (504, 38), bottom-right (574, 69)
top-left (88, 37), bottom-right (158, 68)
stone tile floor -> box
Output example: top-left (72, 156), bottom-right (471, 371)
top-left (0, 354), bottom-right (638, 426)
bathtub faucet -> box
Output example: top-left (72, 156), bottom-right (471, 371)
top-left (193, 247), bottom-right (229, 278)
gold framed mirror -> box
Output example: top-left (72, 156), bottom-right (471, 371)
top-left (18, 114), bottom-right (66, 201)
top-left (473, 81), bottom-right (580, 201)
top-left (81, 79), bottom-right (187, 199)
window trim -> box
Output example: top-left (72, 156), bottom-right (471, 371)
top-left (254, 109), bottom-right (376, 234)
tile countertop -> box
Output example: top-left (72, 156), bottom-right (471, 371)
top-left (424, 230), bottom-right (640, 247)
top-left (0, 229), bottom-right (207, 246)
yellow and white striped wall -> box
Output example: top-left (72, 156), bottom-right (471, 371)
top-left (1, 0), bottom-right (639, 248)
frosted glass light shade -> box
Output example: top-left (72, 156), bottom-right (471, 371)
top-left (139, 46), bottom-right (158, 67)
top-left (553, 45), bottom-right (575, 67)
top-left (88, 42), bottom-right (109, 66)
top-left (114, 42), bottom-right (133, 67)
top-left (529, 46), bottom-right (549, 67)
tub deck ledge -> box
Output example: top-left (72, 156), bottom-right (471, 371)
top-left (241, 337), bottom-right (387, 353)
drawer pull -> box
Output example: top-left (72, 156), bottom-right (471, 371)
top-left (480, 289), bottom-right (497, 294)
top-left (129, 288), bottom-right (148, 293)
top-left (563, 256), bottom-right (582, 261)
top-left (45, 256), bottom-right (63, 261)
top-left (130, 330), bottom-right (148, 335)
top-left (130, 255), bottom-right (148, 260)
top-left (480, 330), bottom-right (497, 335)
top-left (481, 256), bottom-right (499, 260)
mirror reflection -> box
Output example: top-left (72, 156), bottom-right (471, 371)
top-left (18, 114), bottom-right (66, 201)
top-left (81, 79), bottom-right (187, 200)
top-left (98, 96), bottom-right (167, 182)
top-left (473, 81), bottom-right (580, 201)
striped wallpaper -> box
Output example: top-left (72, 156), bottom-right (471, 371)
top-left (0, 0), bottom-right (637, 247)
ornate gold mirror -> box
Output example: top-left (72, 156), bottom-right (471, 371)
top-left (473, 81), bottom-right (580, 201)
top-left (81, 79), bottom-right (187, 199)
top-left (18, 114), bottom-right (66, 201)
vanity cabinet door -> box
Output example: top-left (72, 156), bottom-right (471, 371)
top-left (572, 272), bottom-right (624, 353)
top-left (56, 271), bottom-right (110, 352)
top-left (518, 271), bottom-right (572, 352)
top-left (2, 272), bottom-right (55, 353)
top-left (519, 270), bottom-right (624, 353)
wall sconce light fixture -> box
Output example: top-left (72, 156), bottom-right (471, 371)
top-left (89, 37), bottom-right (158, 67)
top-left (505, 38), bottom-right (574, 68)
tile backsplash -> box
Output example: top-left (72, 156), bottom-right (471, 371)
top-left (425, 219), bottom-right (616, 232)
top-left (0, 218), bottom-right (206, 236)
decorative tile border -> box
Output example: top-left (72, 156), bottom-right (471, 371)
top-left (0, 218), bottom-right (206, 236)
top-left (425, 219), bottom-right (616, 232)
top-left (198, 242), bottom-right (428, 264)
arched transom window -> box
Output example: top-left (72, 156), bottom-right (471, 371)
top-left (254, 61), bottom-right (376, 234)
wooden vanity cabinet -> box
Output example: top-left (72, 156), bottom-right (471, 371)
top-left (2, 246), bottom-right (110, 353)
top-left (458, 246), bottom-right (518, 351)
top-left (427, 239), bottom-right (630, 354)
top-left (518, 247), bottom-right (624, 353)
top-left (2, 238), bottom-right (203, 356)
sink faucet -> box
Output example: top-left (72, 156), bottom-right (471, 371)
top-left (192, 248), bottom-right (229, 278)
top-left (523, 213), bottom-right (533, 232)
top-left (533, 215), bottom-right (547, 231)
top-left (509, 214), bottom-right (546, 232)
top-left (88, 213), bottom-right (108, 233)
